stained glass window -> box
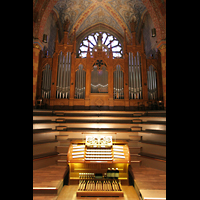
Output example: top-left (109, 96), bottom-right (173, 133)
top-left (78, 32), bottom-right (123, 58)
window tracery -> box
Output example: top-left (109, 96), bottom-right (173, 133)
top-left (78, 32), bottom-right (123, 58)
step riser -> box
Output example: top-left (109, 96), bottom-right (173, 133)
top-left (33, 132), bottom-right (58, 143)
top-left (33, 189), bottom-right (58, 195)
top-left (33, 156), bottom-right (58, 170)
top-left (130, 155), bottom-right (141, 161)
top-left (140, 143), bottom-right (166, 157)
top-left (58, 155), bottom-right (67, 160)
top-left (129, 148), bottom-right (141, 154)
top-left (56, 146), bottom-right (69, 153)
top-left (56, 135), bottom-right (69, 140)
top-left (33, 123), bottom-right (165, 131)
top-left (33, 110), bottom-right (166, 171)
top-left (57, 161), bottom-right (67, 166)
top-left (139, 133), bottom-right (166, 144)
top-left (140, 157), bottom-right (166, 171)
top-left (130, 162), bottom-right (141, 167)
top-left (33, 143), bottom-right (59, 156)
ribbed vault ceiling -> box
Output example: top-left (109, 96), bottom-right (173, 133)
top-left (54, 0), bottom-right (146, 39)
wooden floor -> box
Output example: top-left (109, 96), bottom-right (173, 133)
top-left (33, 165), bottom-right (68, 200)
top-left (33, 165), bottom-right (166, 200)
top-left (57, 185), bottom-right (139, 200)
top-left (33, 165), bottom-right (68, 189)
top-left (129, 165), bottom-right (166, 200)
top-left (130, 165), bottom-right (166, 190)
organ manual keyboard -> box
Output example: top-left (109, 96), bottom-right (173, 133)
top-left (67, 135), bottom-right (130, 196)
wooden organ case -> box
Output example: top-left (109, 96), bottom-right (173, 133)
top-left (67, 136), bottom-right (130, 197)
top-left (37, 21), bottom-right (163, 110)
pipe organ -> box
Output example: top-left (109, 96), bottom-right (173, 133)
top-left (114, 65), bottom-right (124, 99)
top-left (37, 28), bottom-right (163, 109)
top-left (91, 65), bottom-right (108, 93)
top-left (147, 65), bottom-right (157, 100)
top-left (41, 64), bottom-right (52, 99)
top-left (75, 65), bottom-right (86, 99)
top-left (128, 52), bottom-right (142, 99)
top-left (56, 51), bottom-right (71, 99)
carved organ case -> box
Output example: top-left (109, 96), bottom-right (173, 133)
top-left (37, 26), bottom-right (163, 109)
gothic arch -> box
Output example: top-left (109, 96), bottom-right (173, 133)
top-left (141, 0), bottom-right (166, 42)
top-left (33, 0), bottom-right (166, 44)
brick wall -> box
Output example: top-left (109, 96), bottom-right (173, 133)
top-left (33, 46), bottom-right (41, 107)
top-left (43, 12), bottom-right (57, 57)
top-left (143, 13), bottom-right (157, 58)
top-left (159, 44), bottom-right (166, 108)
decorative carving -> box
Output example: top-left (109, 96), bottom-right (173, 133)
top-left (159, 44), bottom-right (166, 50)
top-left (92, 60), bottom-right (107, 70)
top-left (33, 43), bottom-right (40, 49)
top-left (95, 98), bottom-right (104, 106)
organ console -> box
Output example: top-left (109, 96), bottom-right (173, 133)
top-left (67, 135), bottom-right (130, 197)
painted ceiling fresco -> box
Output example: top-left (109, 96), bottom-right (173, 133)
top-left (78, 6), bottom-right (124, 37)
top-left (54, 0), bottom-right (146, 40)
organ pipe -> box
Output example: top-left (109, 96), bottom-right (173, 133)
top-left (128, 52), bottom-right (142, 99)
top-left (91, 65), bottom-right (108, 93)
top-left (147, 65), bottom-right (157, 100)
top-left (75, 65), bottom-right (86, 99)
top-left (113, 65), bottom-right (124, 99)
top-left (66, 53), bottom-right (68, 98)
top-left (56, 52), bottom-right (71, 99)
top-left (42, 64), bottom-right (51, 99)
top-left (138, 52), bottom-right (142, 99)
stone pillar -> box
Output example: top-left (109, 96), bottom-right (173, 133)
top-left (158, 43), bottom-right (166, 109)
top-left (33, 43), bottom-right (42, 107)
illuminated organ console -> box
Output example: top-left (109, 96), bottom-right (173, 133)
top-left (67, 136), bottom-right (130, 197)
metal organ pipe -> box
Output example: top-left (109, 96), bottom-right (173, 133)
top-left (130, 53), bottom-right (133, 99)
top-left (117, 67), bottom-right (118, 98)
top-left (128, 52), bottom-right (142, 99)
top-left (147, 65), bottom-right (157, 100)
top-left (132, 55), bottom-right (136, 99)
top-left (135, 54), bottom-right (138, 99)
top-left (138, 52), bottom-right (142, 99)
top-left (42, 64), bottom-right (51, 99)
top-left (113, 65), bottom-right (124, 99)
top-left (56, 52), bottom-right (61, 98)
top-left (56, 52), bottom-right (71, 99)
top-left (128, 53), bottom-right (131, 98)
top-left (65, 53), bottom-right (68, 98)
top-left (75, 69), bottom-right (77, 98)
top-left (75, 65), bottom-right (85, 99)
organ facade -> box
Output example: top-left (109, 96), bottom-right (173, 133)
top-left (36, 24), bottom-right (163, 110)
